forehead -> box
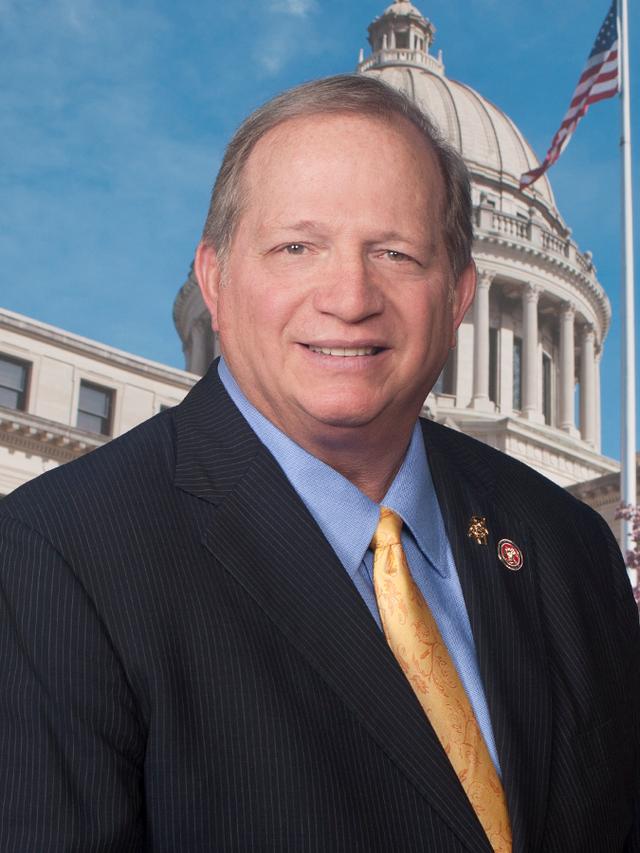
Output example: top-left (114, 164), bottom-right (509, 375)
top-left (251, 109), bottom-right (436, 154)
top-left (239, 111), bottom-right (444, 215)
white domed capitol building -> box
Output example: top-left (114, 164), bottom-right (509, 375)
top-left (173, 0), bottom-right (618, 489)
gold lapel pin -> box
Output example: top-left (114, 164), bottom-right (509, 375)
top-left (467, 516), bottom-right (489, 545)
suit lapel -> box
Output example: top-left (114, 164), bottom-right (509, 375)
top-left (174, 367), bottom-right (492, 853)
top-left (423, 420), bottom-right (552, 853)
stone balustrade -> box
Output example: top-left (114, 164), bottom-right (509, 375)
top-left (542, 229), bottom-right (569, 258)
top-left (474, 204), bottom-right (595, 278)
top-left (358, 49), bottom-right (443, 74)
top-left (487, 210), bottom-right (530, 240)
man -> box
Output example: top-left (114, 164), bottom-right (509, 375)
top-left (0, 75), bottom-right (638, 851)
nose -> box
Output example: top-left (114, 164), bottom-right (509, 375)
top-left (312, 251), bottom-right (384, 324)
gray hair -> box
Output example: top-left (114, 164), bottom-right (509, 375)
top-left (201, 74), bottom-right (473, 281)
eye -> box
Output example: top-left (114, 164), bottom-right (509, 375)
top-left (282, 243), bottom-right (306, 255)
top-left (384, 250), bottom-right (414, 262)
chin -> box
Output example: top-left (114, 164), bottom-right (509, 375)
top-left (302, 402), bottom-right (385, 432)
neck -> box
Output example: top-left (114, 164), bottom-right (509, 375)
top-left (219, 359), bottom-right (418, 502)
top-left (292, 421), bottom-right (415, 503)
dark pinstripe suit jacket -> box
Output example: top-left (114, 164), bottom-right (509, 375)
top-left (1, 364), bottom-right (639, 852)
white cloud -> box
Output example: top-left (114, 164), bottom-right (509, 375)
top-left (268, 0), bottom-right (316, 18)
top-left (255, 29), bottom-right (298, 74)
top-left (253, 1), bottom-right (329, 76)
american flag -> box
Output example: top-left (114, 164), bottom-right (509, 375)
top-left (520, 0), bottom-right (619, 189)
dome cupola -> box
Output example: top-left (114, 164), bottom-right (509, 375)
top-left (360, 0), bottom-right (443, 76)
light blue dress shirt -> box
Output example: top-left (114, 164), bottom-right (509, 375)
top-left (218, 358), bottom-right (501, 774)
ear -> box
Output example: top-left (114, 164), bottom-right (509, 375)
top-left (194, 242), bottom-right (223, 333)
top-left (450, 260), bottom-right (477, 347)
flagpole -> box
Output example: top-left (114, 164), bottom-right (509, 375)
top-left (619, 0), bottom-right (637, 578)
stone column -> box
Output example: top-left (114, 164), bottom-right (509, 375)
top-left (595, 347), bottom-right (602, 452)
top-left (559, 302), bottom-right (576, 432)
top-left (580, 324), bottom-right (596, 445)
top-left (471, 270), bottom-right (494, 410)
top-left (522, 283), bottom-right (540, 419)
top-left (189, 315), bottom-right (213, 376)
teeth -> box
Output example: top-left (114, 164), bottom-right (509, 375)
top-left (309, 346), bottom-right (378, 356)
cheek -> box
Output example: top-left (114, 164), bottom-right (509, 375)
top-left (219, 281), bottom-right (299, 354)
top-left (256, 284), bottom-right (313, 341)
top-left (404, 299), bottom-right (454, 359)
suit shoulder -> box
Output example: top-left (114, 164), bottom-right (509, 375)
top-left (1, 409), bottom-right (177, 531)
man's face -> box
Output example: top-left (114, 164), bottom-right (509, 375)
top-left (197, 113), bottom-right (475, 449)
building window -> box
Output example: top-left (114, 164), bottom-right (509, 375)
top-left (77, 381), bottom-right (113, 435)
top-left (0, 354), bottom-right (30, 411)
top-left (513, 336), bottom-right (523, 411)
top-left (542, 353), bottom-right (552, 425)
top-left (395, 31), bottom-right (409, 48)
top-left (489, 328), bottom-right (498, 405)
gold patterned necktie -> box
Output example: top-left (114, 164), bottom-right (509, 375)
top-left (371, 507), bottom-right (512, 853)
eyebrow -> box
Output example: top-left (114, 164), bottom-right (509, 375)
top-left (367, 230), bottom-right (416, 243)
top-left (266, 220), bottom-right (328, 235)
top-left (266, 221), bottom-right (424, 245)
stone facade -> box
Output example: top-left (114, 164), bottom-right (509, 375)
top-left (567, 458), bottom-right (640, 549)
top-left (0, 308), bottom-right (196, 496)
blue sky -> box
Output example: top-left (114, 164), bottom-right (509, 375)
top-left (1, 0), bottom-right (638, 460)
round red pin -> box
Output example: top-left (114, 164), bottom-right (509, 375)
top-left (497, 538), bottom-right (523, 571)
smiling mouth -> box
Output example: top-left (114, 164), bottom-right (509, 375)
top-left (307, 345), bottom-right (382, 356)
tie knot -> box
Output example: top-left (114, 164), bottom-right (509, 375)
top-left (370, 507), bottom-right (403, 550)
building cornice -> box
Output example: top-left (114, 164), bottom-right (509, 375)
top-left (446, 410), bottom-right (619, 475)
top-left (567, 456), bottom-right (640, 506)
top-left (1, 309), bottom-right (198, 390)
top-left (0, 407), bottom-right (107, 463)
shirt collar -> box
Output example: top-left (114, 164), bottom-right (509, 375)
top-left (381, 425), bottom-right (450, 577)
top-left (218, 358), bottom-right (449, 578)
